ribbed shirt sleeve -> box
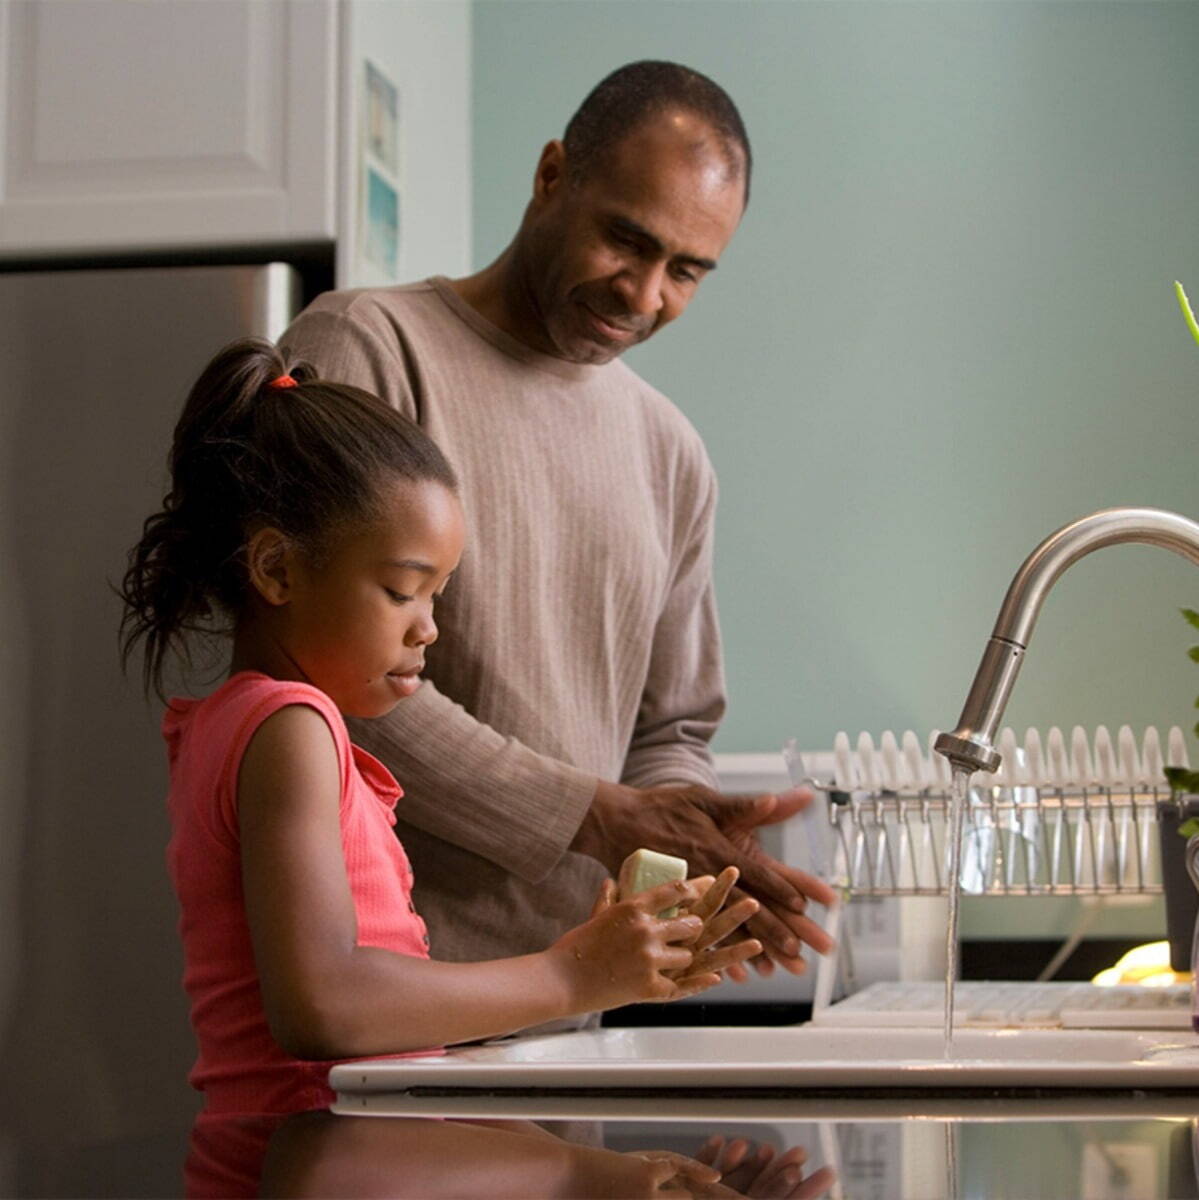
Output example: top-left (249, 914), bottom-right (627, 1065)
top-left (619, 456), bottom-right (724, 792)
top-left (345, 687), bottom-right (596, 884)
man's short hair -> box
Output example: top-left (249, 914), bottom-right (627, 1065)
top-left (563, 60), bottom-right (752, 204)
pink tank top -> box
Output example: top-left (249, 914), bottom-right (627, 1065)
top-left (163, 672), bottom-right (435, 1114)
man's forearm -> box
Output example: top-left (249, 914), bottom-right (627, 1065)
top-left (349, 682), bottom-right (597, 884)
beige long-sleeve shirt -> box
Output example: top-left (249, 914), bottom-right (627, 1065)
top-left (279, 278), bottom-right (724, 962)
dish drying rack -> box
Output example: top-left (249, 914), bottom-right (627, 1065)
top-left (787, 724), bottom-right (1196, 1012)
top-left (787, 724), bottom-right (1193, 898)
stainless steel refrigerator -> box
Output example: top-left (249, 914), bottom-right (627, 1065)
top-left (0, 263), bottom-right (300, 1189)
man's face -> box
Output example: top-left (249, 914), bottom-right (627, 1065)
top-left (522, 113), bottom-right (745, 365)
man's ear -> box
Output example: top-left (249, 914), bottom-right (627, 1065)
top-left (245, 527), bottom-right (297, 607)
top-left (532, 139), bottom-right (567, 204)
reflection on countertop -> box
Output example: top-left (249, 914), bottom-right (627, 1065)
top-left (8, 1094), bottom-right (1199, 1198)
top-left (191, 1109), bottom-right (833, 1199)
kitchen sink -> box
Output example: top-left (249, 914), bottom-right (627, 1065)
top-left (330, 1023), bottom-right (1199, 1096)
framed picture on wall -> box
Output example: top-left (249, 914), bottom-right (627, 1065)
top-left (365, 60), bottom-right (399, 173)
top-left (364, 167), bottom-right (399, 277)
top-left (356, 60), bottom-right (401, 281)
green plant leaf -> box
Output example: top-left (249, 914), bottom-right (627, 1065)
top-left (1166, 766), bottom-right (1199, 796)
top-left (1188, 645), bottom-right (1199, 664)
top-left (1183, 608), bottom-right (1199, 630)
top-left (1180, 817), bottom-right (1199, 838)
top-left (1178, 281), bottom-right (1199, 347)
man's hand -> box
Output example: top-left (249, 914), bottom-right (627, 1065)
top-left (694, 1134), bottom-right (838, 1198)
top-left (572, 781), bottom-right (837, 978)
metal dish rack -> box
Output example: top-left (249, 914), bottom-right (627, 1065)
top-left (817, 784), bottom-right (1169, 898)
top-left (787, 726), bottom-right (1196, 1008)
top-left (790, 725), bottom-right (1193, 898)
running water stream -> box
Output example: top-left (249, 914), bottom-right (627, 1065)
top-left (944, 1120), bottom-right (960, 1200)
top-left (943, 767), bottom-right (974, 1050)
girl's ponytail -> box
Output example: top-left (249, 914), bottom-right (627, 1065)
top-left (119, 339), bottom-right (311, 696)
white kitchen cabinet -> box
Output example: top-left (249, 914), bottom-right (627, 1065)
top-left (0, 0), bottom-right (338, 256)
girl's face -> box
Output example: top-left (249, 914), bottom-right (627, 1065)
top-left (272, 478), bottom-right (465, 718)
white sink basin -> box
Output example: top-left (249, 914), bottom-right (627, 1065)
top-left (330, 1024), bottom-right (1199, 1095)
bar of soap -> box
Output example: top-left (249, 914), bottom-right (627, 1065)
top-left (617, 848), bottom-right (688, 917)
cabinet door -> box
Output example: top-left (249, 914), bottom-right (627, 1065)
top-left (0, 0), bottom-right (337, 255)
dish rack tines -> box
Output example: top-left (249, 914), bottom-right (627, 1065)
top-left (825, 785), bottom-right (1167, 897)
top-left (793, 724), bottom-right (1193, 898)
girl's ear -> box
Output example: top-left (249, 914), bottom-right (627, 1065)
top-left (245, 527), bottom-right (297, 607)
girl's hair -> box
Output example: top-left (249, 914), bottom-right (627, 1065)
top-left (120, 336), bottom-right (457, 697)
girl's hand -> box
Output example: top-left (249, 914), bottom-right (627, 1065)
top-left (606, 1150), bottom-right (723, 1198)
top-left (667, 866), bottom-right (761, 988)
top-left (549, 877), bottom-right (762, 1013)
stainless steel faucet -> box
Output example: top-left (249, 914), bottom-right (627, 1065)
top-left (935, 507), bottom-right (1199, 775)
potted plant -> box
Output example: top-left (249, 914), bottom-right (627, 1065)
top-left (1163, 602), bottom-right (1199, 800)
top-left (1161, 283), bottom-right (1199, 976)
top-left (1166, 281), bottom-right (1199, 799)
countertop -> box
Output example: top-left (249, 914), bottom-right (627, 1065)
top-left (12, 1091), bottom-right (1199, 1198)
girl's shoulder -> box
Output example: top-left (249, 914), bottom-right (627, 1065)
top-left (163, 674), bottom-right (357, 844)
top-left (163, 672), bottom-right (350, 772)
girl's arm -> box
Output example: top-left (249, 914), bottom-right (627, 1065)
top-left (260, 1112), bottom-right (729, 1200)
top-left (237, 705), bottom-right (758, 1060)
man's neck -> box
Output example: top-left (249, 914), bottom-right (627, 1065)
top-left (446, 248), bottom-right (556, 358)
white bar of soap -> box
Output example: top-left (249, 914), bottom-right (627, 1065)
top-left (617, 848), bottom-right (688, 917)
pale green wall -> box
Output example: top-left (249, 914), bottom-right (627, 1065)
top-left (471, 0), bottom-right (1199, 758)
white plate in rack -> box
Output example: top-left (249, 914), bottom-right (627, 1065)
top-left (330, 1025), bottom-right (1199, 1097)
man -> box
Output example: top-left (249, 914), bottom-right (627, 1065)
top-left (280, 61), bottom-right (835, 986)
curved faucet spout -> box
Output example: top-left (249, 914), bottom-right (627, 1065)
top-left (935, 507), bottom-right (1199, 775)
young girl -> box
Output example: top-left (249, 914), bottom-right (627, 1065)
top-left (120, 338), bottom-right (759, 1116)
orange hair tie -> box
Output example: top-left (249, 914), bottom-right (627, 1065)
top-left (268, 374), bottom-right (298, 390)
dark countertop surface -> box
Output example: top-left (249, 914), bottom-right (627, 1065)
top-left (9, 1090), bottom-right (1199, 1198)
